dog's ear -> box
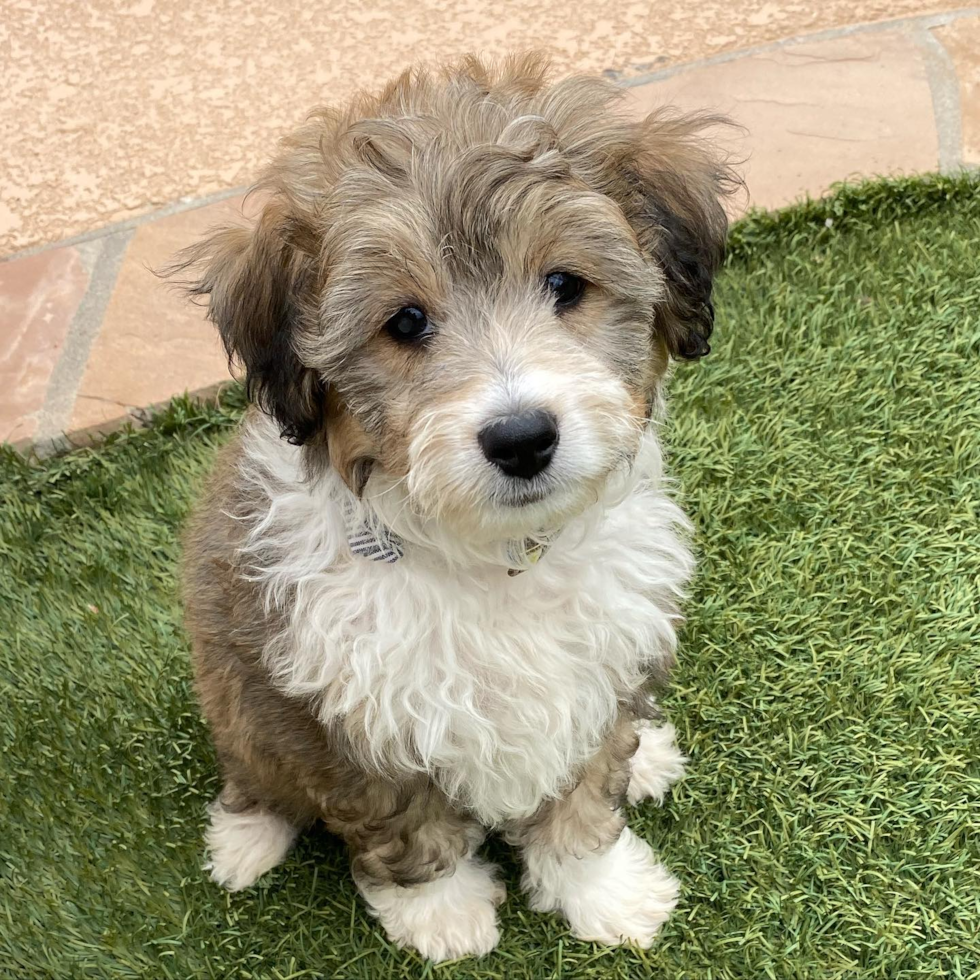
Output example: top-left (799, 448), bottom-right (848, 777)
top-left (623, 110), bottom-right (738, 361)
top-left (169, 201), bottom-right (325, 445)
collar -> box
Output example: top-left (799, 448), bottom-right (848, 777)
top-left (344, 499), bottom-right (552, 575)
top-left (503, 538), bottom-right (550, 576)
top-left (347, 518), bottom-right (404, 564)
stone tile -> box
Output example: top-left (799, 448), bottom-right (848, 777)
top-left (3, 0), bottom-right (951, 256)
top-left (933, 16), bottom-right (980, 166)
top-left (627, 31), bottom-right (939, 212)
top-left (70, 198), bottom-right (245, 434)
top-left (0, 246), bottom-right (90, 444)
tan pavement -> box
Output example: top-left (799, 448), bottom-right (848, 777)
top-left (2, 5), bottom-right (978, 452)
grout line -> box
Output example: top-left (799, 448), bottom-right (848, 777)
top-left (0, 185), bottom-right (249, 265)
top-left (33, 230), bottom-right (133, 454)
top-left (915, 26), bottom-right (966, 173)
top-left (618, 6), bottom-right (980, 87)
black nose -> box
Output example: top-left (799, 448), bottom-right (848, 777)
top-left (478, 409), bottom-right (559, 480)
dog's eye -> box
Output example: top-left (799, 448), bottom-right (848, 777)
top-left (384, 306), bottom-right (431, 343)
top-left (545, 271), bottom-right (585, 310)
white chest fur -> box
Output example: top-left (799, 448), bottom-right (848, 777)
top-left (239, 420), bottom-right (694, 825)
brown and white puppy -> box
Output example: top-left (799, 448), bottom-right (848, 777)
top-left (173, 55), bottom-right (735, 961)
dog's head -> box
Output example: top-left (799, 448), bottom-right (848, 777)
top-left (174, 56), bottom-right (736, 544)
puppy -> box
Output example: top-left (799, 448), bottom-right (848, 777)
top-left (173, 55), bottom-right (734, 961)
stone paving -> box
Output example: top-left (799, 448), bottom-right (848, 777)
top-left (2, 8), bottom-right (978, 454)
top-left (3, 0), bottom-right (955, 257)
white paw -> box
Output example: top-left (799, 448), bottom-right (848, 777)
top-left (204, 800), bottom-right (298, 891)
top-left (525, 827), bottom-right (679, 947)
top-left (627, 721), bottom-right (687, 806)
top-left (359, 855), bottom-right (504, 962)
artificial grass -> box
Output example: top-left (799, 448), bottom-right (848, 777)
top-left (2, 172), bottom-right (979, 980)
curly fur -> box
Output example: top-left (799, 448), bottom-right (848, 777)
top-left (172, 54), bottom-right (735, 961)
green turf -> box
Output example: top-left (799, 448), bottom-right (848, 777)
top-left (2, 173), bottom-right (979, 979)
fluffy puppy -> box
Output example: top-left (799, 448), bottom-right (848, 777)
top-left (173, 55), bottom-right (735, 961)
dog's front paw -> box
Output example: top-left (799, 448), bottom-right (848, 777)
top-left (525, 827), bottom-right (678, 947)
top-left (360, 856), bottom-right (504, 961)
top-left (627, 721), bottom-right (687, 806)
top-left (205, 799), bottom-right (298, 892)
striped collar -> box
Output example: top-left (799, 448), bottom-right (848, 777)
top-left (345, 499), bottom-right (551, 575)
top-left (347, 516), bottom-right (404, 564)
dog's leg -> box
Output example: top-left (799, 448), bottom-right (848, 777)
top-left (627, 719), bottom-right (687, 806)
top-left (325, 778), bottom-right (503, 962)
top-left (205, 781), bottom-right (299, 891)
top-left (507, 715), bottom-right (679, 947)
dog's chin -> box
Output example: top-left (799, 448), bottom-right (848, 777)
top-left (380, 447), bottom-right (639, 556)
top-left (449, 470), bottom-right (623, 545)
top-left (492, 483), bottom-right (553, 510)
